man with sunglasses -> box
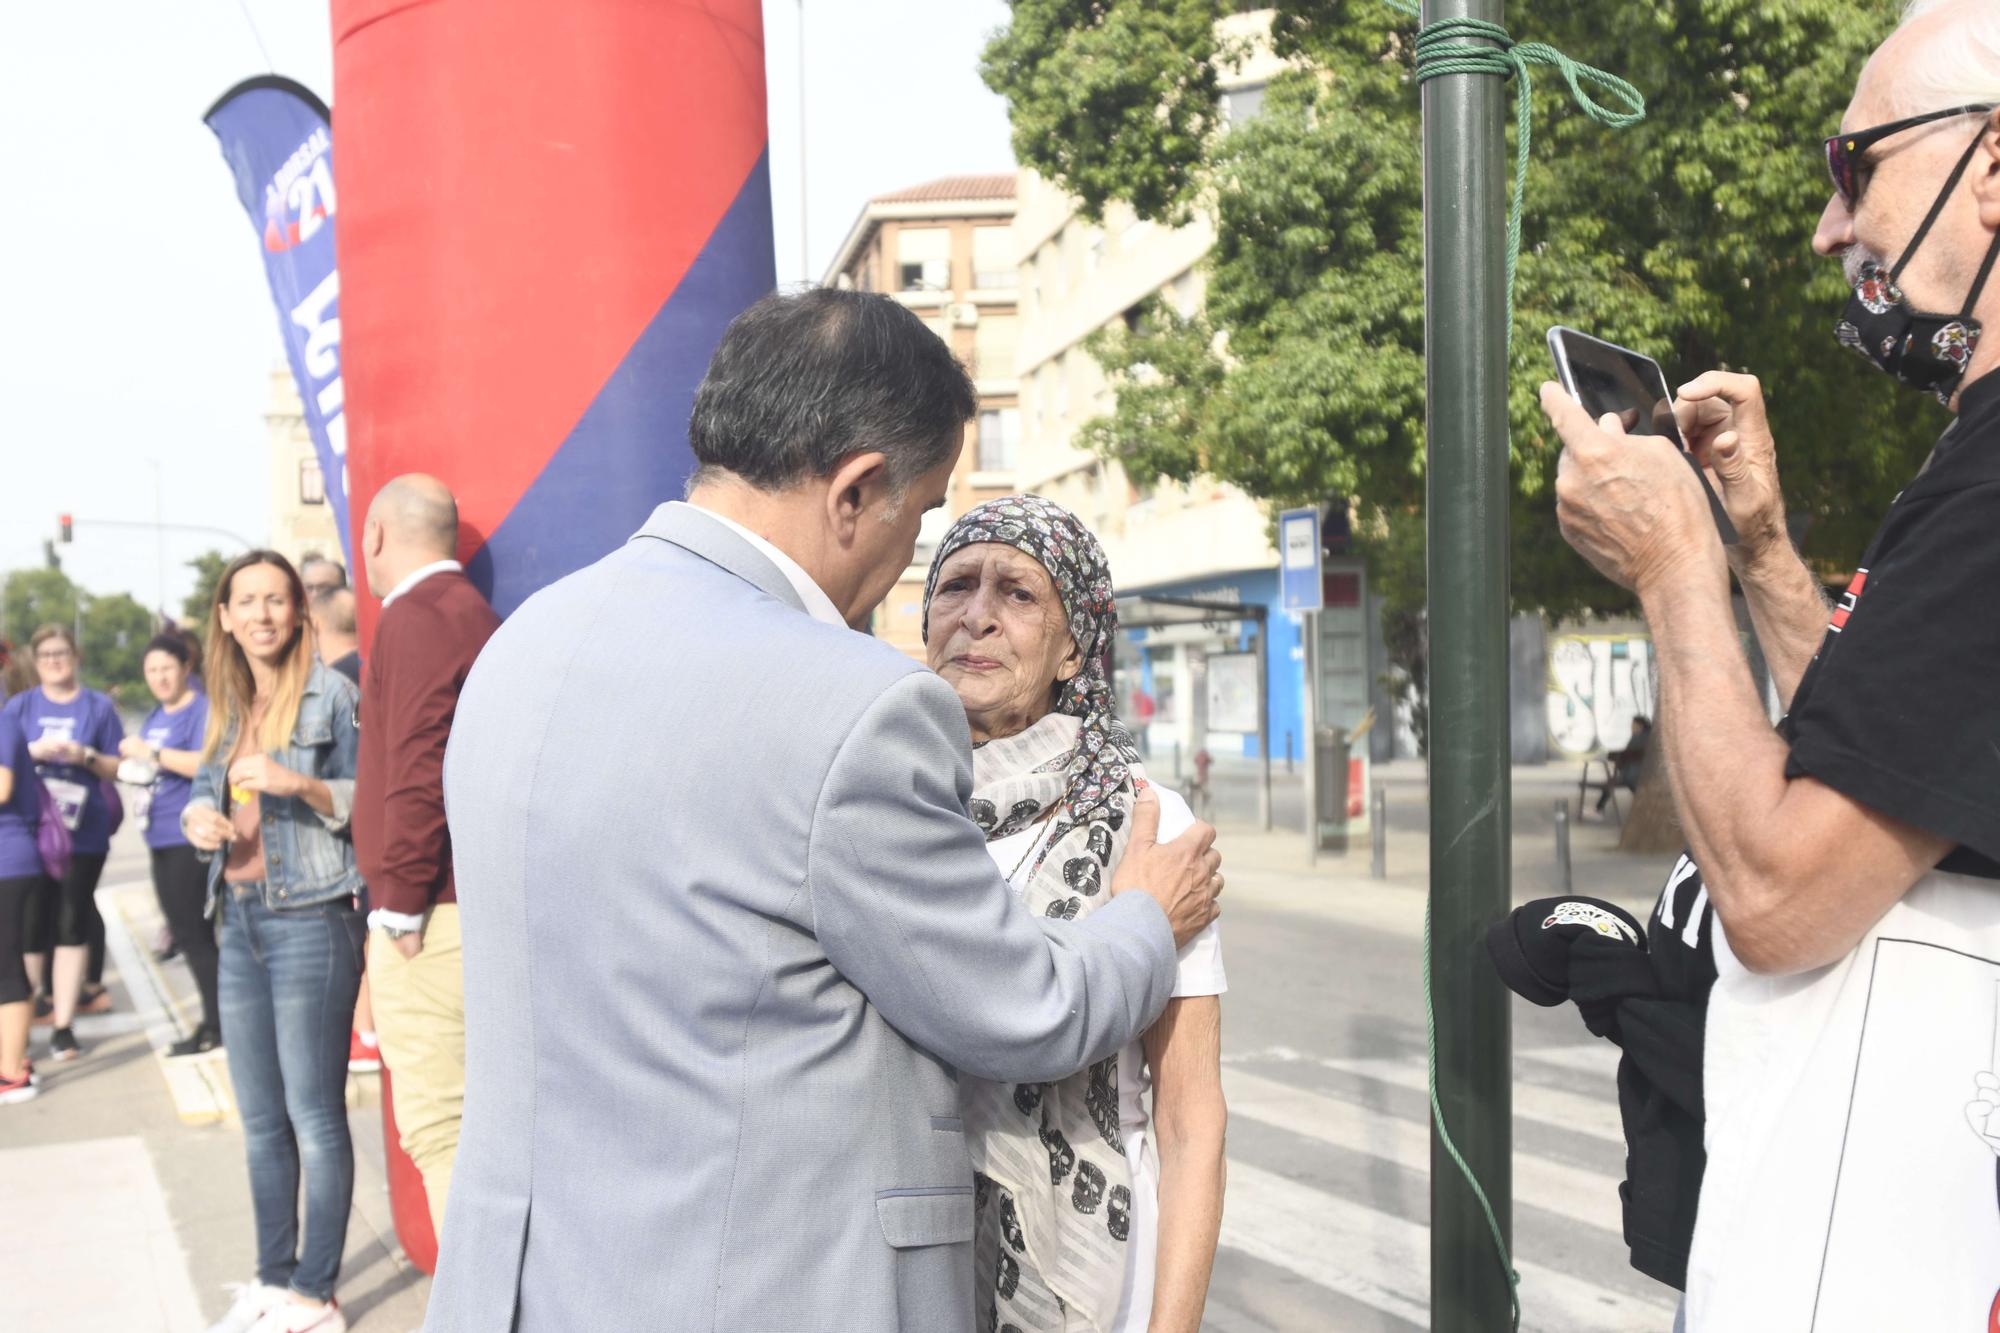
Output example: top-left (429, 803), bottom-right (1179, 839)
top-left (1537, 1), bottom-right (2000, 1328)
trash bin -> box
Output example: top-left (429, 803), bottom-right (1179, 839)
top-left (1315, 725), bottom-right (1350, 853)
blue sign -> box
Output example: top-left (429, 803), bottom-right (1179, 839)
top-left (205, 76), bottom-right (350, 563)
top-left (1278, 506), bottom-right (1323, 614)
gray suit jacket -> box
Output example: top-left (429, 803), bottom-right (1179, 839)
top-left (426, 503), bottom-right (1178, 1332)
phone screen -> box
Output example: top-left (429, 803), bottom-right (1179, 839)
top-left (1547, 326), bottom-right (1740, 545)
top-left (1552, 331), bottom-right (1684, 446)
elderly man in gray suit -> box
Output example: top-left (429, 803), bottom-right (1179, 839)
top-left (427, 289), bottom-right (1223, 1332)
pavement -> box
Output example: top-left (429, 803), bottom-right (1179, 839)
top-left (2, 761), bottom-right (1683, 1332)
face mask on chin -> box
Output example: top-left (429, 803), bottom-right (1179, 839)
top-left (1836, 128), bottom-right (2000, 406)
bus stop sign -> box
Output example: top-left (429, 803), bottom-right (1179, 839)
top-left (1279, 507), bottom-right (1323, 614)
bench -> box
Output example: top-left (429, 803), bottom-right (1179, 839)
top-left (1577, 756), bottom-right (1628, 827)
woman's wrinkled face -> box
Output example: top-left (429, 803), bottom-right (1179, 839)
top-left (219, 563), bottom-right (299, 669)
top-left (927, 542), bottom-right (1082, 741)
top-left (143, 649), bottom-right (189, 705)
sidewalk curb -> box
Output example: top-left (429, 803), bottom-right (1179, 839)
top-left (98, 880), bottom-right (234, 1125)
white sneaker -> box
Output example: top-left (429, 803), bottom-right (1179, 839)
top-left (248, 1297), bottom-right (346, 1333)
top-left (207, 1283), bottom-right (288, 1333)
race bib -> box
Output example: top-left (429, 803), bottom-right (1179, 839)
top-left (42, 777), bottom-right (89, 832)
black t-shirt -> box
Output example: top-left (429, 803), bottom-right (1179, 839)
top-left (1780, 369), bottom-right (2000, 878)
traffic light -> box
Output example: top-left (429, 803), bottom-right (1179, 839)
top-left (57, 513), bottom-right (72, 542)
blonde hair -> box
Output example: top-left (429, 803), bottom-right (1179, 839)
top-left (201, 551), bottom-right (316, 761)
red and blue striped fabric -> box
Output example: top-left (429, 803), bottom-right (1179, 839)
top-left (331, 0), bottom-right (775, 632)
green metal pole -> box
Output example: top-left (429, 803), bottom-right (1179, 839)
top-left (1421, 0), bottom-right (1513, 1328)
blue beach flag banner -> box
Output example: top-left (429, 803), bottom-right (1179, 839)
top-left (205, 76), bottom-right (351, 562)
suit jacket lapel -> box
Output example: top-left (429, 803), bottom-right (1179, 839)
top-left (631, 502), bottom-right (809, 616)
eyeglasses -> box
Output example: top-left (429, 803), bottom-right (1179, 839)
top-left (1825, 104), bottom-right (1997, 208)
top-left (34, 649), bottom-right (74, 661)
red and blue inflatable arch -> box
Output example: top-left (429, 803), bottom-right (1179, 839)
top-left (331, 0), bottom-right (775, 635)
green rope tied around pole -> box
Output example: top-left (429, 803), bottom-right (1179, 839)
top-left (1384, 0), bottom-right (1645, 340)
top-left (1383, 7), bottom-right (1644, 1329)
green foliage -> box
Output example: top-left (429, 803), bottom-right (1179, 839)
top-left (80, 593), bottom-right (154, 701)
top-left (0, 568), bottom-right (157, 699)
top-left (181, 550), bottom-right (230, 644)
top-left (3, 568), bottom-right (78, 649)
top-left (984, 0), bottom-right (1938, 624)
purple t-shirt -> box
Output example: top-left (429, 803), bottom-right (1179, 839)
top-left (13, 687), bottom-right (124, 855)
top-left (140, 690), bottom-right (208, 851)
top-left (0, 704), bottom-right (42, 878)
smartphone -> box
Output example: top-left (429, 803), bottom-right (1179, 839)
top-left (1546, 325), bottom-right (1739, 545)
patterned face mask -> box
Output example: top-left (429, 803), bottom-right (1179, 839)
top-left (1835, 128), bottom-right (2000, 406)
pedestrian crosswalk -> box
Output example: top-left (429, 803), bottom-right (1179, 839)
top-left (1208, 1044), bottom-right (1680, 1332)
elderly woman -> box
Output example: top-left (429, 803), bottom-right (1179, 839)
top-left (922, 495), bottom-right (1227, 1333)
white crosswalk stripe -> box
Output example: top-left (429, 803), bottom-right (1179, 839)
top-left (1222, 1066), bottom-right (1624, 1234)
top-left (1211, 1047), bottom-right (1679, 1332)
top-left (1225, 1044), bottom-right (1626, 1144)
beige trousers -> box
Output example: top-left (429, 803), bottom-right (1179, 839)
top-left (369, 903), bottom-right (464, 1239)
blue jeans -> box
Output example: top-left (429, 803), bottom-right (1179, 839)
top-left (218, 886), bottom-right (364, 1301)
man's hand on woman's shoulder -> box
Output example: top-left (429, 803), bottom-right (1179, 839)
top-left (1112, 784), bottom-right (1222, 948)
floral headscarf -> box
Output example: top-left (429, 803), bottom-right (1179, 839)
top-left (921, 494), bottom-right (1139, 847)
top-left (923, 494), bottom-right (1148, 1333)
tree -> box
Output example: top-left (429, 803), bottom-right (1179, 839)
top-left (80, 593), bottom-right (155, 701)
top-left (983, 0), bottom-right (1935, 620)
top-left (181, 550), bottom-right (230, 645)
top-left (3, 568), bottom-right (79, 649)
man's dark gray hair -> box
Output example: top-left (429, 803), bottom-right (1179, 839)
top-left (688, 287), bottom-right (976, 493)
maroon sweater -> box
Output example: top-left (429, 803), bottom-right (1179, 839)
top-left (352, 568), bottom-right (500, 917)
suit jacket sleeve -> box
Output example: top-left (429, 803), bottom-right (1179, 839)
top-left (809, 669), bottom-right (1179, 1084)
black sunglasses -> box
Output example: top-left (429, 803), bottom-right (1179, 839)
top-left (1825, 104), bottom-right (1997, 207)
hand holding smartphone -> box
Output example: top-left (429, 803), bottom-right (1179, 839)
top-left (1546, 326), bottom-right (1740, 546)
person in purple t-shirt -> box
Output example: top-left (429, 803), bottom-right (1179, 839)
top-left (118, 634), bottom-right (217, 1056)
top-left (7, 624), bottom-right (124, 1062)
top-left (0, 694), bottom-right (45, 1102)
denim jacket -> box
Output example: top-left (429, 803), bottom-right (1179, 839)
top-left (185, 659), bottom-right (362, 913)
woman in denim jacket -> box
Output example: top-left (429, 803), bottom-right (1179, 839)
top-left (182, 551), bottom-right (363, 1333)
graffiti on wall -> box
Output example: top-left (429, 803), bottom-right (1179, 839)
top-left (1547, 634), bottom-right (1656, 757)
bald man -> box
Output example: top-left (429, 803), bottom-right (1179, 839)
top-left (353, 474), bottom-right (500, 1238)
top-left (310, 587), bottom-right (362, 686)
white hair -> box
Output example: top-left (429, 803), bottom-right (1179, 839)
top-left (1894, 0), bottom-right (2000, 116)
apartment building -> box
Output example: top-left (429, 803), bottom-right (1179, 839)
top-left (267, 365), bottom-right (344, 572)
top-left (1008, 10), bottom-right (1378, 767)
top-left (824, 175), bottom-right (1021, 656)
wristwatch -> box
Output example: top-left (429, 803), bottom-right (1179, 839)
top-left (382, 925), bottom-right (420, 940)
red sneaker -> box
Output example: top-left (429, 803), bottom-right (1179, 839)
top-left (347, 1030), bottom-right (381, 1074)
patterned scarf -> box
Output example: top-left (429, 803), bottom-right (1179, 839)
top-left (923, 496), bottom-right (1143, 1333)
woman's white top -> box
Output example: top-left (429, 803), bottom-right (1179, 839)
top-left (982, 784), bottom-right (1226, 1332)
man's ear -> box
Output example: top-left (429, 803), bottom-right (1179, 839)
top-left (362, 517), bottom-right (385, 559)
top-left (1976, 111), bottom-right (2000, 230)
top-left (824, 452), bottom-right (893, 540)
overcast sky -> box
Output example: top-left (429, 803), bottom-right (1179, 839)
top-left (0, 0), bottom-right (1014, 616)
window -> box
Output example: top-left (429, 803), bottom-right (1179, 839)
top-left (1086, 229), bottom-right (1104, 275)
top-left (897, 227), bottom-right (952, 291)
top-left (977, 408), bottom-right (1020, 472)
top-left (973, 313), bottom-right (1018, 381)
top-left (1054, 353), bottom-right (1071, 421)
top-left (1223, 82), bottom-right (1268, 128)
top-left (972, 227), bottom-right (1014, 289)
top-left (299, 458), bottom-right (326, 505)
